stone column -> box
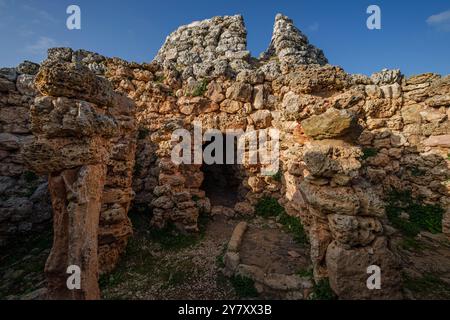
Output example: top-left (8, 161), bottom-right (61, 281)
top-left (298, 108), bottom-right (402, 299)
top-left (46, 165), bottom-right (105, 300)
top-left (22, 55), bottom-right (135, 299)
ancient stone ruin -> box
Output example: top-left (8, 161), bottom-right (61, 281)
top-left (0, 14), bottom-right (449, 300)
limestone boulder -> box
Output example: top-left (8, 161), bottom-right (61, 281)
top-left (16, 74), bottom-right (36, 96)
top-left (301, 108), bottom-right (358, 140)
top-left (226, 82), bottom-right (253, 102)
top-left (303, 140), bottom-right (362, 178)
top-left (300, 181), bottom-right (360, 215)
top-left (326, 238), bottom-right (403, 300)
top-left (327, 214), bottom-right (383, 247)
top-left (250, 110), bottom-right (272, 129)
top-left (423, 135), bottom-right (450, 148)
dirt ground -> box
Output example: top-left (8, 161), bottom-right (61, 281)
top-left (2, 212), bottom-right (450, 300)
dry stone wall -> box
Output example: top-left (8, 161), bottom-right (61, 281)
top-left (359, 71), bottom-right (450, 233)
top-left (0, 62), bottom-right (51, 247)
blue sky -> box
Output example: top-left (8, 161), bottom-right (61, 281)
top-left (0, 0), bottom-right (449, 76)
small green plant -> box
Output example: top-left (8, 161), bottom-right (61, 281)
top-left (278, 211), bottom-right (308, 245)
top-left (154, 75), bottom-right (165, 83)
top-left (271, 170), bottom-right (282, 182)
top-left (403, 273), bottom-right (450, 299)
top-left (310, 279), bottom-right (337, 300)
top-left (230, 275), bottom-right (258, 298)
top-left (216, 244), bottom-right (227, 268)
top-left (23, 171), bottom-right (38, 183)
top-left (192, 79), bottom-right (209, 97)
top-left (255, 197), bottom-right (308, 245)
top-left (149, 223), bottom-right (200, 250)
top-left (138, 127), bottom-right (150, 140)
top-left (447, 153), bottom-right (450, 161)
top-left (361, 147), bottom-right (378, 160)
top-left (296, 268), bottom-right (313, 278)
top-left (400, 237), bottom-right (426, 252)
top-left (386, 189), bottom-right (444, 237)
top-left (148, 212), bottom-right (209, 251)
top-left (255, 197), bottom-right (284, 218)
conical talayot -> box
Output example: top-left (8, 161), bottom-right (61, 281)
top-left (262, 13), bottom-right (328, 65)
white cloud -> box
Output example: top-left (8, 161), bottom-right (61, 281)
top-left (426, 9), bottom-right (450, 31)
top-left (24, 36), bottom-right (60, 55)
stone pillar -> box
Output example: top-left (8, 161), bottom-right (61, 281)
top-left (46, 165), bottom-right (105, 300)
top-left (22, 56), bottom-right (135, 299)
top-left (298, 108), bottom-right (402, 299)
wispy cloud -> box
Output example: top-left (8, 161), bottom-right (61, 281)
top-left (426, 9), bottom-right (450, 32)
top-left (21, 4), bottom-right (58, 24)
top-left (24, 36), bottom-right (60, 55)
top-left (18, 27), bottom-right (36, 37)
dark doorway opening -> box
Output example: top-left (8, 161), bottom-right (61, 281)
top-left (201, 134), bottom-right (242, 208)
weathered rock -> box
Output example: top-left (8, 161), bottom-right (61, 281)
top-left (228, 221), bottom-right (248, 252)
top-left (35, 60), bottom-right (131, 111)
top-left (262, 14), bottom-right (328, 66)
top-left (300, 181), bottom-right (360, 215)
top-left (370, 69), bottom-right (402, 85)
top-left (303, 140), bottom-right (362, 178)
top-left (155, 15), bottom-right (250, 79)
top-left (423, 135), bottom-right (450, 148)
top-left (326, 238), bottom-right (403, 300)
top-left (226, 82), bottom-right (253, 102)
top-left (0, 77), bottom-right (16, 92)
top-left (234, 201), bottom-right (255, 216)
top-left (327, 214), bottom-right (383, 247)
top-left (46, 165), bottom-right (106, 300)
top-left (0, 67), bottom-right (17, 81)
top-left (17, 61), bottom-right (40, 75)
top-left (301, 108), bottom-right (358, 140)
top-left (250, 110), bottom-right (272, 129)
